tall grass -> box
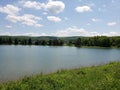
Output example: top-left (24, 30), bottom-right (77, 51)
top-left (0, 62), bottom-right (120, 90)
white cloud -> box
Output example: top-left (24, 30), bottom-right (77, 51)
top-left (52, 27), bottom-right (99, 36)
top-left (21, 1), bottom-right (45, 10)
top-left (103, 32), bottom-right (120, 36)
top-left (35, 24), bottom-right (43, 27)
top-left (75, 6), bottom-right (92, 13)
top-left (6, 15), bottom-right (20, 23)
top-left (1, 27), bottom-right (100, 36)
top-left (0, 4), bottom-right (21, 15)
top-left (92, 18), bottom-right (101, 22)
top-left (1, 27), bottom-right (120, 36)
top-left (64, 17), bottom-right (68, 20)
top-left (18, 32), bottom-right (47, 36)
top-left (52, 29), bottom-right (120, 36)
top-left (109, 32), bottom-right (120, 36)
top-left (6, 14), bottom-right (43, 27)
top-left (0, 32), bottom-right (47, 36)
top-left (47, 16), bottom-right (61, 22)
top-left (45, 0), bottom-right (65, 14)
top-left (5, 25), bottom-right (12, 29)
top-left (43, 12), bottom-right (48, 15)
top-left (0, 32), bottom-right (11, 36)
top-left (20, 0), bottom-right (65, 14)
top-left (107, 22), bottom-right (117, 26)
top-left (0, 4), bottom-right (43, 28)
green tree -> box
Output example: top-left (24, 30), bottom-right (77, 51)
top-left (75, 38), bottom-right (82, 47)
top-left (8, 37), bottom-right (12, 44)
top-left (41, 40), bottom-right (47, 45)
top-left (99, 37), bottom-right (111, 47)
top-left (28, 38), bottom-right (32, 45)
top-left (48, 40), bottom-right (53, 45)
top-left (14, 38), bottom-right (18, 45)
top-left (0, 37), bottom-right (2, 44)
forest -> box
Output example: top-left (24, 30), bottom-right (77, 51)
top-left (0, 36), bottom-right (120, 47)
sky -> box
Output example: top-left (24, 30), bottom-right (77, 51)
top-left (0, 0), bottom-right (120, 36)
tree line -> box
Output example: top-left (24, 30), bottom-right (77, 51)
top-left (0, 36), bottom-right (120, 47)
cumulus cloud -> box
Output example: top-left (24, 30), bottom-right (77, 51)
top-left (102, 32), bottom-right (120, 36)
top-left (1, 27), bottom-right (100, 36)
top-left (0, 32), bottom-right (47, 36)
top-left (43, 12), bottom-right (48, 15)
top-left (64, 17), bottom-right (68, 20)
top-left (107, 22), bottom-right (117, 26)
top-left (75, 6), bottom-right (92, 13)
top-left (0, 4), bottom-right (43, 28)
top-left (6, 14), bottom-right (43, 27)
top-left (52, 27), bottom-right (99, 36)
top-left (24, 33), bottom-right (47, 36)
top-left (109, 32), bottom-right (120, 36)
top-left (20, 0), bottom-right (65, 14)
top-left (20, 1), bottom-right (45, 10)
top-left (15, 32), bottom-right (47, 36)
top-left (5, 25), bottom-right (12, 29)
top-left (0, 4), bottom-right (21, 15)
top-left (45, 0), bottom-right (65, 14)
top-left (91, 18), bottom-right (101, 22)
top-left (47, 16), bottom-right (61, 22)
top-left (0, 32), bottom-right (11, 36)
top-left (1, 27), bottom-right (120, 36)
top-left (52, 29), bottom-right (120, 36)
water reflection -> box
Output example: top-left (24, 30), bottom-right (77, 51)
top-left (0, 45), bottom-right (120, 81)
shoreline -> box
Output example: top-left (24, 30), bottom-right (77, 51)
top-left (0, 61), bottom-right (110, 83)
top-left (0, 44), bottom-right (120, 49)
top-left (0, 61), bottom-right (120, 89)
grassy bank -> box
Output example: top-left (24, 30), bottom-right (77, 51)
top-left (0, 62), bottom-right (120, 90)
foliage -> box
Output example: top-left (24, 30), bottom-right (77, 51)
top-left (0, 62), bottom-right (120, 90)
top-left (0, 36), bottom-right (120, 47)
top-left (75, 38), bottom-right (82, 47)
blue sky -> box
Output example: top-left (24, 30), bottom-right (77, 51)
top-left (0, 0), bottom-right (120, 36)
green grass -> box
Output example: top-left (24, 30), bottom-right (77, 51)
top-left (0, 62), bottom-right (120, 90)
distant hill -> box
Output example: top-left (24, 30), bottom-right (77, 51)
top-left (0, 36), bottom-right (120, 47)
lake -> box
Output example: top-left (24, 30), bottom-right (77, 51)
top-left (0, 45), bottom-right (120, 82)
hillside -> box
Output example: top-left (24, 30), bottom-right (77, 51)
top-left (0, 36), bottom-right (120, 47)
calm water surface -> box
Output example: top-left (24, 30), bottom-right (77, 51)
top-left (0, 45), bottom-right (120, 81)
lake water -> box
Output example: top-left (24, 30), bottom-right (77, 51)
top-left (0, 45), bottom-right (120, 82)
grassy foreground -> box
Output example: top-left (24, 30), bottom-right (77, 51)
top-left (0, 62), bottom-right (120, 90)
